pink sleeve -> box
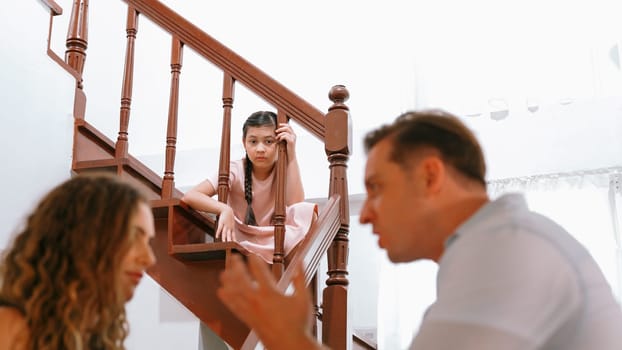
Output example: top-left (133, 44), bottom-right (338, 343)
top-left (208, 160), bottom-right (242, 192)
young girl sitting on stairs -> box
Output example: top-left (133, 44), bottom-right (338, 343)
top-left (182, 110), bottom-right (317, 264)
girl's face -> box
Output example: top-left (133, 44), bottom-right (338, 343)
top-left (243, 125), bottom-right (278, 171)
top-left (118, 202), bottom-right (156, 302)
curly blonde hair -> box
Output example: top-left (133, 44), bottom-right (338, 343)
top-left (0, 173), bottom-right (148, 350)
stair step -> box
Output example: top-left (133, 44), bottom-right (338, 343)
top-left (171, 241), bottom-right (250, 261)
top-left (73, 119), bottom-right (183, 199)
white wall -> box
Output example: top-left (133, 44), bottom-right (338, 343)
top-left (0, 1), bottom-right (74, 248)
top-left (5, 0), bottom-right (622, 348)
top-left (124, 277), bottom-right (200, 349)
top-left (464, 96), bottom-right (622, 180)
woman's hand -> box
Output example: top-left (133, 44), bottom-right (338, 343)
top-left (216, 205), bottom-right (236, 242)
top-left (275, 123), bottom-right (297, 162)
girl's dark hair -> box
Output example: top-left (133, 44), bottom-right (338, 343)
top-left (242, 111), bottom-right (278, 225)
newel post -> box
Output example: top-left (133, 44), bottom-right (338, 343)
top-left (65, 0), bottom-right (89, 89)
top-left (323, 85), bottom-right (352, 349)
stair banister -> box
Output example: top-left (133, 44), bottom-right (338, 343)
top-left (65, 0), bottom-right (88, 89)
top-left (40, 1), bottom-right (354, 347)
top-left (323, 85), bottom-right (352, 350)
top-left (271, 110), bottom-right (289, 278)
top-left (120, 0), bottom-right (325, 139)
top-left (217, 73), bottom-right (235, 208)
top-left (41, 0), bottom-right (87, 120)
top-left (115, 6), bottom-right (139, 159)
top-left (39, 0), bottom-right (80, 82)
top-left (241, 194), bottom-right (343, 350)
top-left (38, 0), bottom-right (63, 15)
top-left (213, 73), bottom-right (236, 246)
top-left (161, 37), bottom-right (183, 199)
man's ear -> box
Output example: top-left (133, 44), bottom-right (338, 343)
top-left (421, 156), bottom-right (445, 195)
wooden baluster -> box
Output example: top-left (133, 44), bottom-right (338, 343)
top-left (216, 73), bottom-right (235, 242)
top-left (65, 0), bottom-right (88, 89)
top-left (271, 110), bottom-right (288, 278)
top-left (116, 7), bottom-right (139, 159)
top-left (323, 85), bottom-right (352, 350)
top-left (162, 37), bottom-right (183, 199)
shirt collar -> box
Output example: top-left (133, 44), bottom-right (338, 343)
top-left (444, 193), bottom-right (528, 250)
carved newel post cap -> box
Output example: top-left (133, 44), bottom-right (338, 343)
top-left (329, 85), bottom-right (349, 107)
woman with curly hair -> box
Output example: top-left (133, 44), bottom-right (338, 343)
top-left (0, 173), bottom-right (156, 350)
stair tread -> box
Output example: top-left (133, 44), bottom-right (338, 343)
top-left (171, 241), bottom-right (251, 261)
top-left (172, 241), bottom-right (247, 251)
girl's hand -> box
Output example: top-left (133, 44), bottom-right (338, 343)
top-left (275, 123), bottom-right (297, 162)
top-left (217, 206), bottom-right (237, 242)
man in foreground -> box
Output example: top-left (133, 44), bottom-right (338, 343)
top-left (217, 110), bottom-right (622, 349)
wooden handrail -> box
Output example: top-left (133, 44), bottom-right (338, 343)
top-left (120, 0), bottom-right (326, 140)
top-left (288, 194), bottom-right (341, 286)
top-left (38, 0), bottom-right (63, 15)
top-left (241, 194), bottom-right (342, 350)
top-left (38, 0), bottom-right (83, 84)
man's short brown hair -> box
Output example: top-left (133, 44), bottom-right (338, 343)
top-left (364, 110), bottom-right (486, 186)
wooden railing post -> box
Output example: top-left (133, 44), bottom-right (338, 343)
top-left (65, 0), bottom-right (89, 89)
top-left (271, 110), bottom-right (288, 278)
top-left (116, 7), bottom-right (139, 159)
top-left (323, 85), bottom-right (352, 350)
top-left (162, 37), bottom-right (183, 199)
top-left (216, 73), bottom-right (235, 241)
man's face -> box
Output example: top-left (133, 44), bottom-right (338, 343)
top-left (359, 138), bottom-right (438, 263)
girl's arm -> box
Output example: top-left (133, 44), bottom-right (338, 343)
top-left (276, 123), bottom-right (305, 205)
top-left (181, 179), bottom-right (236, 241)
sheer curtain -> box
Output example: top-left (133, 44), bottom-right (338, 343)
top-left (488, 169), bottom-right (622, 300)
top-left (377, 259), bottom-right (437, 349)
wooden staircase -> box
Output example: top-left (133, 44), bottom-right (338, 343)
top-left (39, 0), bottom-right (352, 348)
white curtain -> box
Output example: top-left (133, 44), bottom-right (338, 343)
top-left (488, 169), bottom-right (622, 301)
top-left (377, 259), bottom-right (438, 349)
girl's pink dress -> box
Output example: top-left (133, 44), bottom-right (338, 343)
top-left (207, 159), bottom-right (318, 263)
